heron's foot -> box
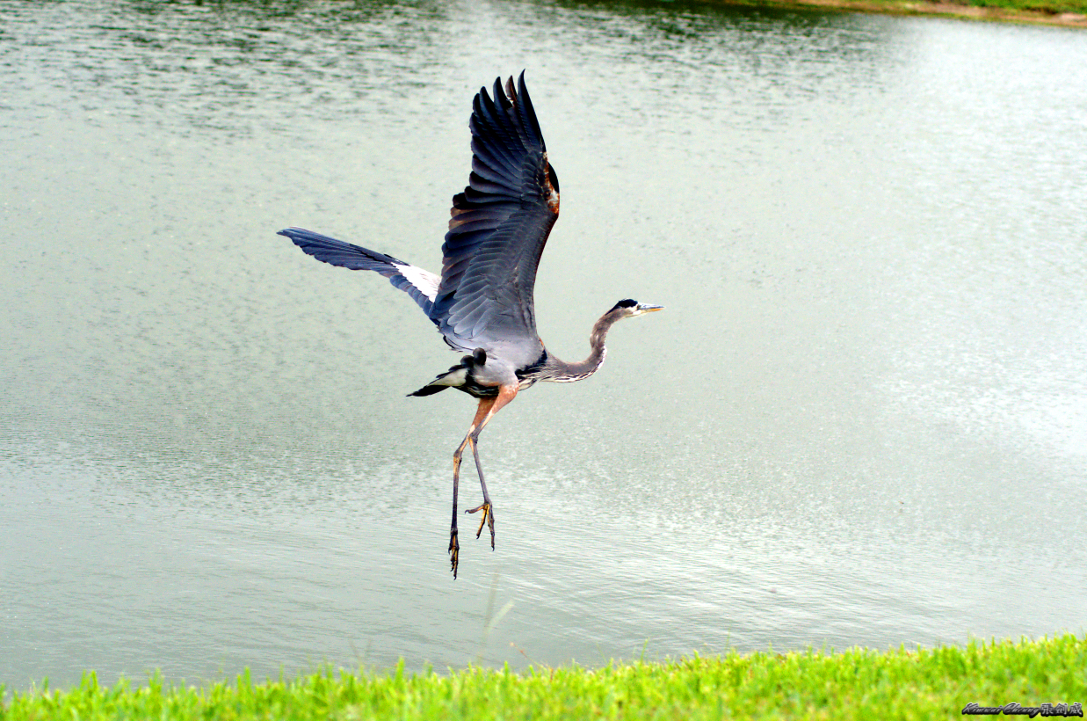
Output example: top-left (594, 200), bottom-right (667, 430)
top-left (466, 502), bottom-right (495, 550)
top-left (449, 530), bottom-right (460, 579)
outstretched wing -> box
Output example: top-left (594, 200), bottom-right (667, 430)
top-left (431, 72), bottom-right (560, 366)
top-left (279, 227), bottom-right (440, 317)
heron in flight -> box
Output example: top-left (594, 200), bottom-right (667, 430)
top-left (279, 72), bottom-right (662, 578)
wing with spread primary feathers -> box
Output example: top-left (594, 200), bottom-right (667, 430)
top-left (278, 227), bottom-right (440, 318)
top-left (430, 72), bottom-right (560, 366)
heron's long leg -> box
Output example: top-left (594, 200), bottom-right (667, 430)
top-left (465, 385), bottom-right (518, 553)
top-left (467, 438), bottom-right (493, 547)
top-left (450, 396), bottom-right (497, 579)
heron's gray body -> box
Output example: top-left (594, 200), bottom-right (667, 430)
top-left (279, 73), bottom-right (661, 578)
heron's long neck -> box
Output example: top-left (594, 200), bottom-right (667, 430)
top-left (544, 310), bottom-right (621, 383)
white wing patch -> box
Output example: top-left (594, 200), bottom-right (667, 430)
top-left (397, 263), bottom-right (440, 302)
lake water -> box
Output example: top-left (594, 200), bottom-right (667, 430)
top-left (2, 0), bottom-right (1086, 691)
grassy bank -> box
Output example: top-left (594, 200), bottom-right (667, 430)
top-left (716, 0), bottom-right (1087, 26)
top-left (3, 634), bottom-right (1085, 720)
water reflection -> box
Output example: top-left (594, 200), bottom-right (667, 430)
top-left (2, 0), bottom-right (1086, 692)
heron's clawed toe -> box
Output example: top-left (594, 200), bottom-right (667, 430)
top-left (449, 530), bottom-right (460, 579)
top-left (466, 502), bottom-right (496, 550)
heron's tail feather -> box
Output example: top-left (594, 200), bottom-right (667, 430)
top-left (408, 384), bottom-right (449, 397)
top-left (407, 362), bottom-right (471, 397)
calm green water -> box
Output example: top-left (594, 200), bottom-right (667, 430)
top-left (2, 0), bottom-right (1086, 691)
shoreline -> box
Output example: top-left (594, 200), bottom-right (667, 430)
top-left (4, 636), bottom-right (1085, 720)
top-left (714, 0), bottom-right (1087, 27)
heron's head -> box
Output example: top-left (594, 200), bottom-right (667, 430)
top-left (608, 298), bottom-right (664, 319)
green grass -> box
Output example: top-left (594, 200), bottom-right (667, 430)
top-left (725, 0), bottom-right (1087, 21)
top-left (3, 635), bottom-right (1085, 720)
top-left (963, 0), bottom-right (1087, 15)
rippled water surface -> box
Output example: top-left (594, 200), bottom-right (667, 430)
top-left (2, 0), bottom-right (1086, 690)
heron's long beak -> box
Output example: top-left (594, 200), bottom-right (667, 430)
top-left (635, 303), bottom-right (664, 315)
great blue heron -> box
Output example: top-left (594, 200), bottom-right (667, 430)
top-left (279, 72), bottom-right (662, 578)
